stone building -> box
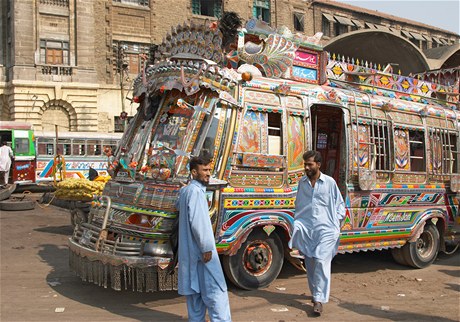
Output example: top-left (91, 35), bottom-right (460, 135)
top-left (0, 0), bottom-right (458, 132)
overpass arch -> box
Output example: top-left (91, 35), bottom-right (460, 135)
top-left (324, 29), bottom-right (430, 75)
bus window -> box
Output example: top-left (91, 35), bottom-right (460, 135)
top-left (13, 130), bottom-right (31, 155)
top-left (449, 133), bottom-right (458, 174)
top-left (268, 112), bottom-right (282, 155)
top-left (371, 122), bottom-right (391, 171)
top-left (58, 139), bottom-right (72, 156)
top-left (409, 130), bottom-right (425, 172)
top-left (287, 115), bottom-right (305, 170)
top-left (72, 139), bottom-right (86, 156)
top-left (14, 138), bottom-right (29, 154)
top-left (46, 143), bottom-right (54, 155)
top-left (87, 140), bottom-right (96, 155)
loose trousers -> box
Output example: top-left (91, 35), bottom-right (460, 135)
top-left (185, 263), bottom-right (231, 322)
top-left (304, 255), bottom-right (333, 303)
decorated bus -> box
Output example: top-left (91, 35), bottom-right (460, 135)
top-left (35, 131), bottom-right (122, 183)
top-left (68, 15), bottom-right (459, 292)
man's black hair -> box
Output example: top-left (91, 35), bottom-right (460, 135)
top-left (303, 150), bottom-right (322, 163)
top-left (189, 151), bottom-right (212, 172)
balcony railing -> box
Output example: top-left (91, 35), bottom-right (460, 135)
top-left (39, 0), bottom-right (69, 6)
top-left (40, 65), bottom-right (73, 76)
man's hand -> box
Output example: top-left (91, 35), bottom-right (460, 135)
top-left (202, 251), bottom-right (212, 263)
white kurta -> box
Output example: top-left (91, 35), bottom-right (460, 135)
top-left (0, 145), bottom-right (13, 172)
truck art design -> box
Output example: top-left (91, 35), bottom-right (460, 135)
top-left (68, 16), bottom-right (459, 292)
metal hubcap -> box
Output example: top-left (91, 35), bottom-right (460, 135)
top-left (244, 241), bottom-right (272, 275)
top-left (416, 231), bottom-right (433, 259)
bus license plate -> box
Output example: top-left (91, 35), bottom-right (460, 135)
top-left (79, 229), bottom-right (92, 246)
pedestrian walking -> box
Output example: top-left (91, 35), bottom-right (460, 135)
top-left (289, 150), bottom-right (345, 316)
top-left (176, 154), bottom-right (231, 322)
top-left (0, 140), bottom-right (13, 188)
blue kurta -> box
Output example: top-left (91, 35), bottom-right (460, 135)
top-left (289, 173), bottom-right (345, 304)
top-left (176, 180), bottom-right (227, 295)
top-left (289, 173), bottom-right (345, 260)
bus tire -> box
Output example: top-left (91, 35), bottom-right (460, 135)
top-left (222, 229), bottom-right (283, 290)
top-left (401, 223), bottom-right (440, 268)
top-left (70, 209), bottom-right (87, 228)
top-left (0, 199), bottom-right (35, 211)
top-left (390, 246), bottom-right (408, 266)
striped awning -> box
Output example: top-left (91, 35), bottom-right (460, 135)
top-left (432, 37), bottom-right (442, 44)
top-left (351, 19), bottom-right (363, 28)
top-left (334, 15), bottom-right (354, 26)
top-left (439, 38), bottom-right (449, 45)
top-left (322, 13), bottom-right (335, 22)
top-left (375, 25), bottom-right (391, 32)
top-left (422, 35), bottom-right (432, 42)
top-left (365, 22), bottom-right (376, 29)
top-left (246, 104), bottom-right (283, 113)
top-left (401, 30), bottom-right (414, 39)
top-left (410, 32), bottom-right (425, 41)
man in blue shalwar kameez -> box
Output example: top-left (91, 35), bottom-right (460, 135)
top-left (176, 155), bottom-right (232, 322)
top-left (289, 150), bottom-right (345, 316)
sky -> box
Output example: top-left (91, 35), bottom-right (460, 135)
top-left (335, 0), bottom-right (460, 34)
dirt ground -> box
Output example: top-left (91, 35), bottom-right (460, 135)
top-left (1, 193), bottom-right (459, 321)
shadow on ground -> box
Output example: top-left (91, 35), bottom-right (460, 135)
top-left (37, 244), bottom-right (185, 321)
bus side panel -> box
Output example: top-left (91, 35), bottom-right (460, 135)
top-left (216, 191), bottom-right (296, 255)
top-left (339, 188), bottom-right (452, 252)
top-left (12, 160), bottom-right (36, 184)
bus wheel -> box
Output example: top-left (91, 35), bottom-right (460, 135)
top-left (222, 229), bottom-right (283, 290)
top-left (402, 224), bottom-right (440, 268)
top-left (390, 246), bottom-right (408, 266)
top-left (70, 209), bottom-right (87, 228)
top-left (0, 199), bottom-right (35, 211)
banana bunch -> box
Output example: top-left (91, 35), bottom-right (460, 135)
top-left (94, 175), bottom-right (111, 183)
top-left (55, 178), bottom-right (106, 201)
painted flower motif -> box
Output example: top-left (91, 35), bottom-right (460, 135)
top-left (120, 111), bottom-right (128, 120)
top-left (128, 161), bottom-right (138, 168)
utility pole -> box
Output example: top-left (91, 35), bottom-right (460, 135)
top-left (115, 43), bottom-right (129, 131)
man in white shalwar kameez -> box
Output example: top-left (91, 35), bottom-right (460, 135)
top-left (176, 155), bottom-right (231, 322)
top-left (0, 141), bottom-right (13, 187)
top-left (289, 150), bottom-right (345, 316)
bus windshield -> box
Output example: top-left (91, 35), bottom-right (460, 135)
top-left (141, 90), bottom-right (219, 181)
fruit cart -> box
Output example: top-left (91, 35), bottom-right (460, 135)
top-left (54, 177), bottom-right (108, 227)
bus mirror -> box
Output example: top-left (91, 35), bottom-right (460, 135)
top-left (207, 177), bottom-right (228, 191)
top-left (358, 168), bottom-right (376, 191)
top-left (451, 174), bottom-right (460, 193)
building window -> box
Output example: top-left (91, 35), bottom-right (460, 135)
top-left (40, 40), bottom-right (69, 65)
top-left (334, 23), bottom-right (348, 36)
top-left (113, 0), bottom-right (149, 6)
top-left (191, 0), bottom-right (222, 18)
top-left (113, 42), bottom-right (150, 75)
top-left (410, 38), bottom-right (420, 48)
top-left (253, 0), bottom-right (270, 24)
top-left (293, 12), bottom-right (304, 32)
top-left (322, 16), bottom-right (331, 37)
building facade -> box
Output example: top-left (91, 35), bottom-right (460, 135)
top-left (0, 0), bottom-right (458, 132)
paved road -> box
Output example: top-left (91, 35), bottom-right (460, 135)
top-left (1, 195), bottom-right (459, 321)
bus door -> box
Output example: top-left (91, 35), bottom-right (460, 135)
top-left (0, 126), bottom-right (36, 184)
top-left (310, 105), bottom-right (345, 185)
top-left (11, 129), bottom-right (36, 184)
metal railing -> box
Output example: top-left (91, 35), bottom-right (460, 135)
top-left (40, 65), bottom-right (72, 76)
top-left (39, 0), bottom-right (69, 6)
